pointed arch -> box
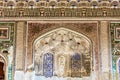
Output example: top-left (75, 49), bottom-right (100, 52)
top-left (33, 27), bottom-right (93, 77)
top-left (33, 27), bottom-right (92, 45)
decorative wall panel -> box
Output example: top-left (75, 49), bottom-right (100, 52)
top-left (0, 23), bottom-right (14, 51)
top-left (0, 27), bottom-right (9, 40)
top-left (0, 22), bottom-right (15, 80)
top-left (27, 21), bottom-right (99, 72)
top-left (71, 53), bottom-right (81, 77)
top-left (110, 22), bottom-right (120, 79)
top-left (43, 53), bottom-right (53, 77)
top-left (31, 22), bottom-right (99, 79)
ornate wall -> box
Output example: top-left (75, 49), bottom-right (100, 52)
top-left (0, 20), bottom-right (112, 80)
top-left (33, 28), bottom-right (92, 77)
top-left (26, 21), bottom-right (99, 79)
top-left (0, 1), bottom-right (118, 80)
top-left (0, 22), bottom-right (15, 80)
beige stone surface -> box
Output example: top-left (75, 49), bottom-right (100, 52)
top-left (15, 22), bottom-right (24, 70)
top-left (99, 21), bottom-right (110, 80)
top-left (12, 20), bottom-right (113, 80)
top-left (101, 72), bottom-right (109, 80)
top-left (100, 21), bottom-right (109, 72)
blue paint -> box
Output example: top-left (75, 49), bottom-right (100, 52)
top-left (43, 53), bottom-right (53, 77)
top-left (71, 53), bottom-right (81, 77)
top-left (71, 53), bottom-right (80, 60)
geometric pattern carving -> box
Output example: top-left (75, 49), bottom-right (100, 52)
top-left (0, 1), bottom-right (120, 17)
top-left (2, 8), bottom-right (120, 17)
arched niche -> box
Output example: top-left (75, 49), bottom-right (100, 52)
top-left (33, 27), bottom-right (93, 78)
top-left (118, 59), bottom-right (120, 73)
top-left (0, 54), bottom-right (7, 80)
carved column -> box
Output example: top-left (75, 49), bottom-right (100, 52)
top-left (100, 21), bottom-right (110, 80)
top-left (15, 21), bottom-right (25, 70)
top-left (14, 22), bottom-right (25, 80)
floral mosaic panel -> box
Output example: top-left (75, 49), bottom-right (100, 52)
top-left (71, 53), bottom-right (81, 77)
top-left (0, 22), bottom-right (15, 80)
top-left (0, 23), bottom-right (14, 51)
top-left (43, 53), bottom-right (53, 77)
top-left (110, 23), bottom-right (120, 72)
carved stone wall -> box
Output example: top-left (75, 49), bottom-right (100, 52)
top-left (0, 18), bottom-right (114, 80)
top-left (27, 21), bottom-right (99, 73)
top-left (0, 22), bottom-right (15, 80)
top-left (33, 28), bottom-right (92, 77)
top-left (0, 0), bottom-right (119, 18)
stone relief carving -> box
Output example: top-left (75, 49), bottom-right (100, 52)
top-left (110, 23), bottom-right (120, 80)
top-left (34, 28), bottom-right (92, 78)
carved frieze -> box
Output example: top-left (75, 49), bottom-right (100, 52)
top-left (0, 0), bottom-right (119, 17)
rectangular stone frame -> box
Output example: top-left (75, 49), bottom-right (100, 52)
top-left (115, 27), bottom-right (120, 41)
top-left (0, 26), bottom-right (10, 40)
top-left (26, 20), bottom-right (99, 80)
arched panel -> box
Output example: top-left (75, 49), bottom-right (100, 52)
top-left (43, 53), bottom-right (53, 77)
top-left (33, 27), bottom-right (92, 78)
